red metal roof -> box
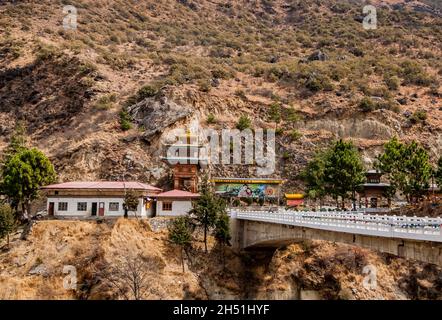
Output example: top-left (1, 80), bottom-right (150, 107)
top-left (156, 189), bottom-right (200, 198)
top-left (41, 181), bottom-right (162, 192)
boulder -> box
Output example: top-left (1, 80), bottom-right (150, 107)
top-left (307, 51), bottom-right (329, 62)
top-left (127, 96), bottom-right (193, 141)
top-left (29, 264), bottom-right (50, 277)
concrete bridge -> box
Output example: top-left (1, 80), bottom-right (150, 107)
top-left (229, 209), bottom-right (442, 266)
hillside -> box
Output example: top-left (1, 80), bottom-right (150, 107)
top-left (0, 218), bottom-right (440, 300)
top-left (0, 0), bottom-right (441, 192)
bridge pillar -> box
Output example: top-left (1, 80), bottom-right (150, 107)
top-left (229, 214), bottom-right (244, 251)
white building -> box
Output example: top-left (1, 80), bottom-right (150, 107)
top-left (41, 181), bottom-right (162, 218)
top-left (155, 189), bottom-right (200, 217)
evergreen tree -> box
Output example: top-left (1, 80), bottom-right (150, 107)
top-left (168, 216), bottom-right (192, 273)
top-left (376, 137), bottom-right (406, 200)
top-left (123, 189), bottom-right (139, 218)
top-left (377, 138), bottom-right (431, 203)
top-left (1, 148), bottom-right (56, 220)
top-left (0, 204), bottom-right (16, 249)
top-left (401, 141), bottom-right (432, 202)
top-left (214, 212), bottom-right (231, 269)
top-left (301, 149), bottom-right (329, 208)
top-left (189, 175), bottom-right (226, 252)
top-left (323, 140), bottom-right (366, 210)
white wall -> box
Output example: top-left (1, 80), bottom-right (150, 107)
top-left (156, 200), bottom-right (193, 217)
top-left (47, 197), bottom-right (147, 218)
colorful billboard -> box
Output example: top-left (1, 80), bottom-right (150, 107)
top-left (214, 183), bottom-right (278, 198)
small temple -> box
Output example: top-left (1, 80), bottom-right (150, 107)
top-left (358, 170), bottom-right (391, 209)
top-left (161, 130), bottom-right (207, 193)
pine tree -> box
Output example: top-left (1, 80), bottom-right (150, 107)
top-left (168, 216), bottom-right (192, 273)
top-left (189, 175), bottom-right (226, 252)
top-left (301, 149), bottom-right (329, 209)
top-left (401, 141), bottom-right (432, 202)
top-left (376, 137), bottom-right (405, 201)
top-left (323, 140), bottom-right (366, 210)
top-left (214, 212), bottom-right (231, 269)
top-left (123, 189), bottom-right (139, 218)
top-left (377, 138), bottom-right (431, 203)
top-left (0, 204), bottom-right (16, 249)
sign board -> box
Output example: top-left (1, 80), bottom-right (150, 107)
top-left (215, 183), bottom-right (278, 198)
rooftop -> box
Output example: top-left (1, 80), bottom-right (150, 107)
top-left (41, 181), bottom-right (162, 191)
top-left (156, 189), bottom-right (200, 198)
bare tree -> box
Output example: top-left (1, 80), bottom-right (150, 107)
top-left (97, 253), bottom-right (163, 300)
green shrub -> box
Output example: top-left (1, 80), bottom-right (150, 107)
top-left (95, 93), bottom-right (117, 110)
top-left (198, 79), bottom-right (211, 92)
top-left (35, 43), bottom-right (61, 61)
top-left (304, 74), bottom-right (334, 92)
top-left (207, 113), bottom-right (217, 124)
top-left (275, 127), bottom-right (284, 136)
top-left (290, 129), bottom-right (302, 141)
top-left (410, 110), bottom-right (427, 123)
top-left (400, 60), bottom-right (435, 87)
top-left (268, 103), bottom-right (282, 123)
top-left (236, 115), bottom-right (252, 130)
top-left (137, 85), bottom-right (158, 100)
top-left (119, 110), bottom-right (133, 131)
top-left (384, 75), bottom-right (401, 91)
top-left (286, 108), bottom-right (301, 123)
top-left (358, 97), bottom-right (376, 112)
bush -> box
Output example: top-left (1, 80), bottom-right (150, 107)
top-left (358, 97), bottom-right (376, 112)
top-left (137, 85), bottom-right (158, 100)
top-left (305, 74), bottom-right (334, 92)
top-left (410, 110), bottom-right (427, 123)
top-left (275, 127), bottom-right (284, 136)
top-left (95, 93), bottom-right (117, 110)
top-left (290, 129), bottom-right (302, 141)
top-left (207, 113), bottom-right (217, 124)
top-left (119, 110), bottom-right (133, 131)
top-left (384, 75), bottom-right (401, 91)
top-left (198, 79), bottom-right (211, 92)
top-left (401, 60), bottom-right (435, 87)
top-left (286, 108), bottom-right (301, 123)
top-left (236, 115), bottom-right (251, 130)
top-left (268, 103), bottom-right (282, 123)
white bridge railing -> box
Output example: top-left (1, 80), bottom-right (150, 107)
top-left (229, 209), bottom-right (442, 243)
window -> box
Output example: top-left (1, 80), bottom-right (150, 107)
top-left (162, 202), bottom-right (172, 211)
top-left (58, 202), bottom-right (68, 211)
top-left (77, 202), bottom-right (87, 211)
top-left (109, 202), bottom-right (119, 211)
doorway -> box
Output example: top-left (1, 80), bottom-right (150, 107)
top-left (48, 202), bottom-right (54, 216)
top-left (91, 202), bottom-right (98, 216)
top-left (99, 202), bottom-right (105, 217)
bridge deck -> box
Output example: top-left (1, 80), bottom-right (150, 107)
top-left (230, 210), bottom-right (442, 243)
